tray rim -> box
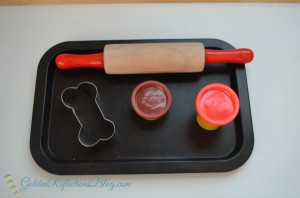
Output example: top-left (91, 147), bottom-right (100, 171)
top-left (30, 38), bottom-right (254, 175)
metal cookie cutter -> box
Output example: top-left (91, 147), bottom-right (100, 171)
top-left (61, 82), bottom-right (115, 147)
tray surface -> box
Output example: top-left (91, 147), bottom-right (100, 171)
top-left (30, 39), bottom-right (254, 174)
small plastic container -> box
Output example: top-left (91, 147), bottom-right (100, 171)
top-left (195, 83), bottom-right (240, 130)
top-left (131, 80), bottom-right (172, 120)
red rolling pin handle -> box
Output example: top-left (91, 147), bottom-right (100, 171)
top-left (205, 48), bottom-right (254, 65)
top-left (55, 53), bottom-right (104, 69)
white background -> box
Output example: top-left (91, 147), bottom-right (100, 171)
top-left (1, 3), bottom-right (300, 198)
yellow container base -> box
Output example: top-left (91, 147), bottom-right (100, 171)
top-left (144, 118), bottom-right (158, 121)
top-left (196, 115), bottom-right (219, 131)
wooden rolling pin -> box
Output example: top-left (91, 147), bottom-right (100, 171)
top-left (55, 43), bottom-right (254, 74)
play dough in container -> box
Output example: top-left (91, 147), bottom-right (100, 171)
top-left (131, 80), bottom-right (172, 120)
top-left (195, 83), bottom-right (240, 130)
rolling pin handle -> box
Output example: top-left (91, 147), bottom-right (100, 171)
top-left (205, 48), bottom-right (254, 65)
top-left (55, 53), bottom-right (104, 69)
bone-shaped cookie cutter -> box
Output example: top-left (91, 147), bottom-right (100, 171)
top-left (61, 82), bottom-right (115, 147)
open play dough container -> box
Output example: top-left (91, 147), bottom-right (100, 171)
top-left (195, 83), bottom-right (240, 130)
top-left (131, 80), bottom-right (172, 120)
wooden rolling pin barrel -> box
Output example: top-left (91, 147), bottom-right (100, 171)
top-left (55, 42), bottom-right (254, 74)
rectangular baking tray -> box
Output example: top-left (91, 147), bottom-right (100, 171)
top-left (30, 39), bottom-right (254, 175)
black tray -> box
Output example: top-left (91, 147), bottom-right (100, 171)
top-left (30, 39), bottom-right (254, 175)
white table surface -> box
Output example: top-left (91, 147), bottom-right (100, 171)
top-left (1, 3), bottom-right (300, 198)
